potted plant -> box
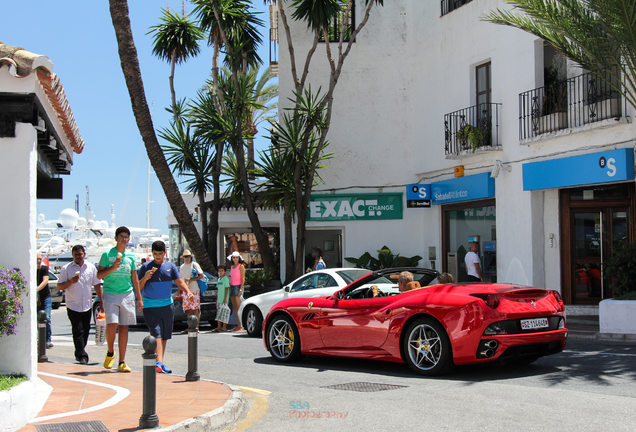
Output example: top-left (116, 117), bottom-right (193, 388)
top-left (345, 245), bottom-right (422, 270)
top-left (538, 62), bottom-right (569, 133)
top-left (0, 266), bottom-right (28, 337)
top-left (599, 241), bottom-right (636, 336)
top-left (456, 124), bottom-right (485, 152)
top-left (244, 268), bottom-right (277, 297)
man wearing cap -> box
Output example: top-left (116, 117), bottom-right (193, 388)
top-left (179, 250), bottom-right (204, 333)
top-left (138, 240), bottom-right (192, 373)
top-left (58, 245), bottom-right (103, 364)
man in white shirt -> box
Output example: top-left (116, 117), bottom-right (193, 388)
top-left (58, 245), bottom-right (103, 364)
top-left (465, 241), bottom-right (484, 282)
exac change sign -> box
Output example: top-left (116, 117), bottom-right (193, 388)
top-left (308, 193), bottom-right (403, 221)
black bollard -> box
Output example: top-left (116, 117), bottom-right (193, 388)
top-left (185, 315), bottom-right (200, 382)
top-left (37, 310), bottom-right (48, 363)
top-left (139, 336), bottom-right (159, 429)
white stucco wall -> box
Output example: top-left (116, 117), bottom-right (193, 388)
top-left (274, 0), bottom-right (636, 293)
top-left (0, 122), bottom-right (38, 380)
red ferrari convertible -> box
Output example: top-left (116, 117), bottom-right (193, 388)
top-left (263, 268), bottom-right (567, 376)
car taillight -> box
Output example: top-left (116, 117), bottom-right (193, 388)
top-left (471, 293), bottom-right (499, 309)
top-left (552, 290), bottom-right (563, 303)
top-left (483, 322), bottom-right (507, 335)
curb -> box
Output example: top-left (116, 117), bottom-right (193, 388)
top-left (596, 332), bottom-right (636, 342)
top-left (162, 383), bottom-right (245, 432)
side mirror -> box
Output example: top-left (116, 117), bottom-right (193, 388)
top-left (336, 290), bottom-right (345, 301)
top-left (284, 286), bottom-right (291, 293)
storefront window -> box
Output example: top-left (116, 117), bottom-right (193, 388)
top-left (444, 202), bottom-right (496, 283)
top-left (223, 231), bottom-right (277, 268)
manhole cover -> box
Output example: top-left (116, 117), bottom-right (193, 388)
top-left (320, 382), bottom-right (408, 392)
top-left (35, 420), bottom-right (109, 432)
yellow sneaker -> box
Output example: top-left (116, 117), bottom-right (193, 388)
top-left (103, 352), bottom-right (115, 369)
top-left (117, 362), bottom-right (131, 373)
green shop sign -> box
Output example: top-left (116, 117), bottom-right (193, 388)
top-left (308, 193), bottom-right (403, 221)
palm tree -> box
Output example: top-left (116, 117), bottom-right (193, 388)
top-left (108, 0), bottom-right (214, 272)
top-left (482, 0), bottom-right (636, 110)
top-left (244, 66), bottom-right (278, 177)
top-left (159, 104), bottom-right (216, 254)
top-left (148, 7), bottom-right (204, 121)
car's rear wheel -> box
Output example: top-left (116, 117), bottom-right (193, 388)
top-left (403, 317), bottom-right (453, 376)
top-left (266, 315), bottom-right (302, 363)
top-left (244, 306), bottom-right (263, 337)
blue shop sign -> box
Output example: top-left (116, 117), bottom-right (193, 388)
top-left (406, 184), bottom-right (431, 208)
top-left (431, 173), bottom-right (495, 205)
top-left (523, 148), bottom-right (634, 191)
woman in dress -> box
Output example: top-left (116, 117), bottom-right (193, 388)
top-left (179, 250), bottom-right (203, 333)
top-left (228, 251), bottom-right (245, 331)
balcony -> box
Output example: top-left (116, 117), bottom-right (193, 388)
top-left (519, 67), bottom-right (628, 140)
top-left (444, 103), bottom-right (502, 157)
top-left (441, 0), bottom-right (472, 17)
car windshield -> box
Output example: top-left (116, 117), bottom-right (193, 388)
top-left (49, 273), bottom-right (58, 281)
top-left (336, 269), bottom-right (374, 283)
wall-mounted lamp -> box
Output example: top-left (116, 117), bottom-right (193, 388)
top-left (490, 160), bottom-right (512, 178)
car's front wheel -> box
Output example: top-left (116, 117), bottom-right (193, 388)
top-left (403, 317), bottom-right (454, 376)
top-left (266, 314), bottom-right (302, 363)
top-left (243, 306), bottom-right (263, 338)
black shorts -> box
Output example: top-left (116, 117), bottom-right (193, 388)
top-left (143, 304), bottom-right (174, 340)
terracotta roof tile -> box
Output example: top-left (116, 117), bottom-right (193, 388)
top-left (0, 42), bottom-right (84, 154)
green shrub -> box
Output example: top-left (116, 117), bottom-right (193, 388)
top-left (345, 246), bottom-right (422, 270)
top-left (603, 241), bottom-right (636, 298)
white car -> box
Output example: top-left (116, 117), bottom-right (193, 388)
top-left (239, 268), bottom-right (398, 337)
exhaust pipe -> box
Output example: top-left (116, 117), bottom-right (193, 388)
top-left (480, 349), bottom-right (495, 358)
top-left (484, 340), bottom-right (498, 349)
top-left (477, 340), bottom-right (499, 359)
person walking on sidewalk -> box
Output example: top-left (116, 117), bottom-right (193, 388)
top-left (97, 226), bottom-right (143, 373)
top-left (58, 245), bottom-right (103, 364)
top-left (36, 252), bottom-right (53, 349)
top-left (228, 251), bottom-right (245, 331)
top-left (138, 240), bottom-right (193, 374)
top-left (179, 250), bottom-right (203, 333)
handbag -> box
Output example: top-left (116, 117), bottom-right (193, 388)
top-left (192, 268), bottom-right (208, 293)
top-left (217, 303), bottom-right (231, 324)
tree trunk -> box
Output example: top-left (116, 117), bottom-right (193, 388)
top-left (282, 195), bottom-right (295, 285)
top-left (230, 138), bottom-right (276, 270)
top-left (198, 189), bottom-right (209, 254)
top-left (170, 54), bottom-right (177, 122)
top-left (109, 0), bottom-right (213, 272)
top-left (208, 144), bottom-right (224, 268)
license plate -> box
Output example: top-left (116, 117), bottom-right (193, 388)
top-left (520, 318), bottom-right (549, 330)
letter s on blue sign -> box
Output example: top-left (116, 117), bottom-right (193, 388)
top-left (606, 158), bottom-right (616, 177)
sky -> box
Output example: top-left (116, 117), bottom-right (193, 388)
top-left (2, 0), bottom-right (272, 234)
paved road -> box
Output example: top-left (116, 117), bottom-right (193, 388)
top-left (48, 307), bottom-right (636, 431)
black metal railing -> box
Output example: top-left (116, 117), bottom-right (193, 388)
top-left (441, 0), bottom-right (472, 17)
top-left (519, 67), bottom-right (626, 140)
top-left (445, 103), bottom-right (501, 156)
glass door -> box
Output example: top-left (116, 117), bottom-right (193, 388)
top-left (571, 208), bottom-right (629, 302)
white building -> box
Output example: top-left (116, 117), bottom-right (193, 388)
top-left (0, 43), bottom-right (84, 429)
top-left (267, 0), bottom-right (635, 309)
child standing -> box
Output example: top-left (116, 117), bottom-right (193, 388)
top-left (213, 264), bottom-right (230, 332)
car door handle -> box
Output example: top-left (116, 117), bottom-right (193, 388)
top-left (385, 309), bottom-right (391, 315)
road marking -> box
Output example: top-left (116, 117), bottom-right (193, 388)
top-left (30, 372), bottom-right (131, 423)
top-left (564, 350), bottom-right (636, 358)
top-left (221, 387), bottom-right (270, 432)
top-left (236, 386), bottom-right (272, 396)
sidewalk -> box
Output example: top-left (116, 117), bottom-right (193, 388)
top-left (18, 362), bottom-right (244, 432)
top-left (566, 315), bottom-right (599, 340)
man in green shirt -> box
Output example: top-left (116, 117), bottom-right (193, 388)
top-left (97, 226), bottom-right (143, 372)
